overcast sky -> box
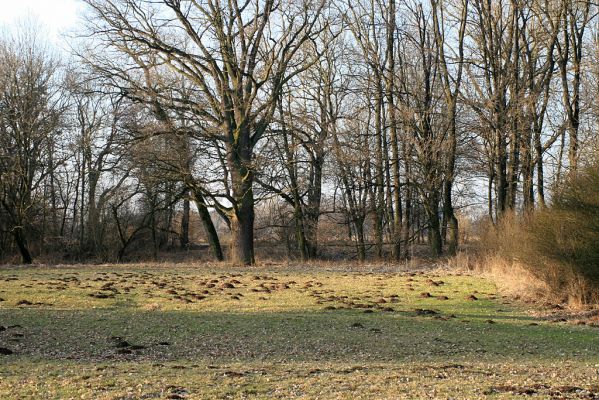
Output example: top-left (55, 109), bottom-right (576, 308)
top-left (0, 0), bottom-right (82, 45)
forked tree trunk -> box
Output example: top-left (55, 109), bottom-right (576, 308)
top-left (191, 190), bottom-right (224, 261)
top-left (431, 0), bottom-right (466, 257)
top-left (14, 228), bottom-right (33, 264)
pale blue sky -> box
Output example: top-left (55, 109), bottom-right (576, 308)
top-left (0, 0), bottom-right (82, 43)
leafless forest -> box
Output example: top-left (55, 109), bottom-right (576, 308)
top-left (1, 0), bottom-right (598, 285)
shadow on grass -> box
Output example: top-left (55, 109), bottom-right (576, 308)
top-left (0, 308), bottom-right (597, 364)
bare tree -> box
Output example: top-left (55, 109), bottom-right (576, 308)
top-left (0, 26), bottom-right (65, 263)
top-left (258, 28), bottom-right (346, 260)
top-left (82, 0), bottom-right (329, 264)
top-left (556, 0), bottom-right (593, 174)
top-left (431, 0), bottom-right (468, 254)
top-left (68, 75), bottom-right (130, 256)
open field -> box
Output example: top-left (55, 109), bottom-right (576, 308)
top-left (0, 263), bottom-right (597, 399)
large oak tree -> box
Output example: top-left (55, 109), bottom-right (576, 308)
top-left (82, 0), bottom-right (328, 264)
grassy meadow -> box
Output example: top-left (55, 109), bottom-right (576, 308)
top-left (0, 263), bottom-right (597, 399)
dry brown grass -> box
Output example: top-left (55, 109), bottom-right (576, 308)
top-left (446, 243), bottom-right (557, 306)
top-left (475, 255), bottom-right (552, 301)
top-left (475, 205), bottom-right (599, 308)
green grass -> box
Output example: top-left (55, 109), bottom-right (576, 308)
top-left (0, 264), bottom-right (597, 399)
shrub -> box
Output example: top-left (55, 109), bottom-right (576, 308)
top-left (481, 162), bottom-right (599, 307)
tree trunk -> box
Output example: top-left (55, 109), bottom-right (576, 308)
top-left (443, 179), bottom-right (459, 256)
top-left (150, 207), bottom-right (158, 261)
top-left (506, 17), bottom-right (521, 211)
top-left (441, 119), bottom-right (459, 256)
top-left (386, 0), bottom-right (402, 261)
top-left (304, 211), bottom-right (318, 259)
top-left (488, 164), bottom-right (495, 222)
top-left (230, 202), bottom-right (254, 265)
top-left (191, 190), bottom-right (224, 262)
top-left (373, 74), bottom-right (385, 259)
top-left (535, 132), bottom-right (546, 207)
top-left (431, 0), bottom-right (466, 257)
top-left (425, 192), bottom-right (443, 257)
top-left (496, 125), bottom-right (508, 217)
top-left (401, 146), bottom-right (411, 259)
top-left (294, 204), bottom-right (309, 261)
top-left (278, 95), bottom-right (317, 261)
top-left (521, 134), bottom-right (534, 211)
top-left (86, 170), bottom-right (101, 252)
top-left (304, 154), bottom-right (324, 259)
top-left (180, 195), bottom-right (190, 249)
top-left (227, 133), bottom-right (255, 265)
top-left (429, 217), bottom-right (443, 257)
top-left (354, 217), bottom-right (366, 262)
top-left (14, 228), bottom-right (33, 264)
top-left (506, 123), bottom-right (520, 210)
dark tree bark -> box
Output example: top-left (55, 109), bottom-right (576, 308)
top-left (191, 189), bottom-right (224, 262)
top-left (227, 132), bottom-right (255, 264)
top-left (13, 228), bottom-right (33, 265)
top-left (180, 196), bottom-right (190, 249)
top-left (386, 0), bottom-right (403, 261)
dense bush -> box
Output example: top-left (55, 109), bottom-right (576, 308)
top-left (483, 162), bottom-right (599, 306)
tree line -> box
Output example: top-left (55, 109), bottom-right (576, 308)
top-left (1, 0), bottom-right (598, 265)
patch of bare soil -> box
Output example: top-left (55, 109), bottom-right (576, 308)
top-left (484, 384), bottom-right (599, 398)
top-left (533, 308), bottom-right (599, 327)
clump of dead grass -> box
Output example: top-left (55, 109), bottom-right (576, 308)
top-left (475, 160), bottom-right (599, 308)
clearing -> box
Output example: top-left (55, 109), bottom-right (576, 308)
top-left (0, 263), bottom-right (597, 399)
